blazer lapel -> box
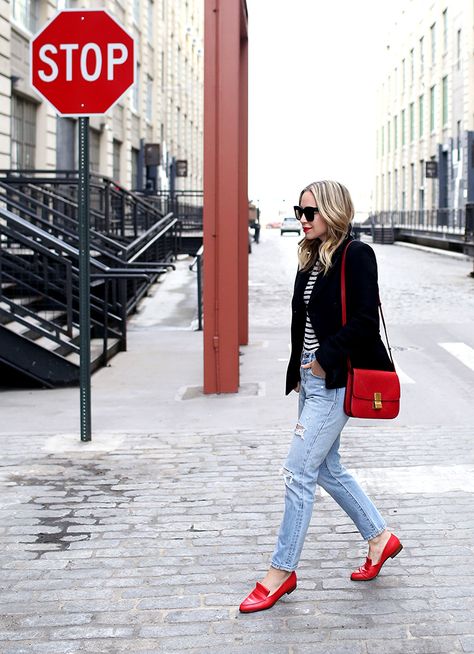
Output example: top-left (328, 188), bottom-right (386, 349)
top-left (306, 234), bottom-right (354, 306)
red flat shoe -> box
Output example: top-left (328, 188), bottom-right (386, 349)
top-left (351, 533), bottom-right (403, 581)
top-left (239, 571), bottom-right (297, 613)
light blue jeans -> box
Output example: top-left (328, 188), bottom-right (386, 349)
top-left (271, 350), bottom-right (387, 572)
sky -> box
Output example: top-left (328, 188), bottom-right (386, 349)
top-left (247, 0), bottom-right (396, 223)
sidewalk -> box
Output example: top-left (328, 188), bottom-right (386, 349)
top-left (1, 234), bottom-right (474, 653)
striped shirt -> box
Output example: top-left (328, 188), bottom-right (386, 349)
top-left (303, 260), bottom-right (323, 353)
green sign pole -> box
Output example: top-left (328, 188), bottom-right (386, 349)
top-left (78, 117), bottom-right (91, 442)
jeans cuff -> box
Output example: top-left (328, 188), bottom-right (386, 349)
top-left (270, 560), bottom-right (295, 572)
top-left (364, 525), bottom-right (387, 541)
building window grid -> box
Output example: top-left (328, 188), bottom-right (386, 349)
top-left (456, 30), bottom-right (461, 71)
top-left (11, 94), bottom-right (36, 169)
top-left (430, 85), bottom-right (435, 132)
top-left (419, 94), bottom-right (424, 137)
top-left (442, 76), bottom-right (448, 127)
top-left (12, 0), bottom-right (37, 32)
top-left (442, 9), bottom-right (448, 52)
top-left (430, 23), bottom-right (436, 65)
top-left (457, 120), bottom-right (461, 161)
top-left (146, 75), bottom-right (153, 122)
top-left (419, 37), bottom-right (424, 75)
top-left (147, 0), bottom-right (153, 43)
top-left (133, 0), bottom-right (140, 25)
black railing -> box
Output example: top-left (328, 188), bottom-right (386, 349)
top-left (372, 209), bottom-right (466, 235)
top-left (0, 169), bottom-right (173, 241)
top-left (189, 245), bottom-right (203, 331)
top-left (136, 189), bottom-right (203, 232)
top-left (0, 206), bottom-right (177, 375)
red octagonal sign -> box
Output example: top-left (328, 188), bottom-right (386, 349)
top-left (31, 9), bottom-right (135, 116)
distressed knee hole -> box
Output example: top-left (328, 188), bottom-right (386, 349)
top-left (279, 466), bottom-right (294, 486)
top-left (295, 423), bottom-right (305, 439)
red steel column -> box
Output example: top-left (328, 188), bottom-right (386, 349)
top-left (238, 6), bottom-right (249, 346)
top-left (203, 0), bottom-right (248, 393)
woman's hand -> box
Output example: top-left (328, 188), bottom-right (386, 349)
top-left (294, 382), bottom-right (300, 393)
top-left (301, 359), bottom-right (326, 378)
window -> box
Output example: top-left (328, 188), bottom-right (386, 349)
top-left (132, 62), bottom-right (140, 112)
top-left (381, 125), bottom-right (384, 156)
top-left (133, 0), bottom-right (140, 24)
top-left (401, 109), bottom-right (406, 145)
top-left (419, 94), bottom-right (424, 137)
top-left (146, 75), bottom-right (153, 122)
top-left (457, 30), bottom-right (461, 70)
top-left (401, 165), bottom-right (406, 210)
top-left (457, 120), bottom-right (461, 161)
top-left (89, 129), bottom-right (100, 172)
top-left (11, 94), bottom-right (36, 169)
top-left (56, 117), bottom-right (75, 169)
top-left (394, 169), bottom-right (398, 210)
top-left (442, 9), bottom-right (448, 52)
top-left (402, 58), bottom-right (405, 90)
top-left (410, 163), bottom-right (415, 208)
top-left (442, 76), bottom-right (448, 126)
top-left (419, 37), bottom-right (424, 75)
top-left (409, 102), bottom-right (414, 142)
top-left (430, 85), bottom-right (435, 131)
top-left (113, 140), bottom-right (121, 182)
top-left (131, 147), bottom-right (140, 189)
top-left (387, 120), bottom-right (390, 153)
top-left (12, 0), bottom-right (37, 32)
top-left (394, 67), bottom-right (397, 96)
top-left (147, 0), bottom-right (153, 42)
top-left (410, 48), bottom-right (414, 84)
top-left (430, 23), bottom-right (436, 65)
top-left (394, 114), bottom-right (398, 150)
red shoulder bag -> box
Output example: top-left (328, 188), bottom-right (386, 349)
top-left (341, 241), bottom-right (401, 419)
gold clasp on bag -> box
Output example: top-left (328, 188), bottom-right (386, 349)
top-left (373, 392), bottom-right (382, 410)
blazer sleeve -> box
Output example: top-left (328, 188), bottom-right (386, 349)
top-left (314, 243), bottom-right (380, 373)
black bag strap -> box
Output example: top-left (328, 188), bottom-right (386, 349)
top-left (341, 240), bottom-right (395, 368)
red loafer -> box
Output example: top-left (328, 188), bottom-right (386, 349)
top-left (351, 533), bottom-right (403, 581)
top-left (239, 571), bottom-right (297, 613)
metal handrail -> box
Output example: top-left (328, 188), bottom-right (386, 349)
top-left (189, 245), bottom-right (203, 331)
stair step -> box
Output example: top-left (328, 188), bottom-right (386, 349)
top-left (64, 338), bottom-right (120, 365)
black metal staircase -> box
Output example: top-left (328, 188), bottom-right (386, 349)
top-left (0, 170), bottom-right (180, 387)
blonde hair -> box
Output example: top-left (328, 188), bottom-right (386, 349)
top-left (297, 180), bottom-right (354, 274)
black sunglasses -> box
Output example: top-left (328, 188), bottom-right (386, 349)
top-left (293, 205), bottom-right (320, 222)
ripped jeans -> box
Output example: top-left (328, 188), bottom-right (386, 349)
top-left (270, 350), bottom-right (387, 572)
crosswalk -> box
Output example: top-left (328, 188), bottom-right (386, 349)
top-left (439, 342), bottom-right (474, 373)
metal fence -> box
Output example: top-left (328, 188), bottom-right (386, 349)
top-left (372, 209), bottom-right (466, 235)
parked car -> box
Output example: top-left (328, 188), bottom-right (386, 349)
top-left (280, 216), bottom-right (301, 235)
top-left (265, 220), bottom-right (282, 229)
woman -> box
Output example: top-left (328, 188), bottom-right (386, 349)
top-left (239, 180), bottom-right (403, 614)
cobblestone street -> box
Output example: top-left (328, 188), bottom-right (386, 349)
top-left (1, 234), bottom-right (474, 653)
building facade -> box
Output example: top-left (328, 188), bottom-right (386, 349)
top-left (375, 0), bottom-right (474, 220)
top-left (0, 0), bottom-right (204, 191)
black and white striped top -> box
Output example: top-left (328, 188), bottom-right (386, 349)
top-left (303, 260), bottom-right (323, 353)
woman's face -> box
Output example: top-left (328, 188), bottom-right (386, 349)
top-left (299, 190), bottom-right (328, 242)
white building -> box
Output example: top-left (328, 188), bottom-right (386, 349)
top-left (375, 0), bottom-right (474, 218)
top-left (0, 0), bottom-right (204, 191)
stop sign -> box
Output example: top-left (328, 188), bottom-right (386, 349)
top-left (30, 9), bottom-right (135, 116)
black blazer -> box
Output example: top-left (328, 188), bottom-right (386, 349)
top-left (285, 234), bottom-right (394, 395)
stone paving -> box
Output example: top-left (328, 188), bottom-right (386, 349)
top-left (1, 422), bottom-right (474, 653)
